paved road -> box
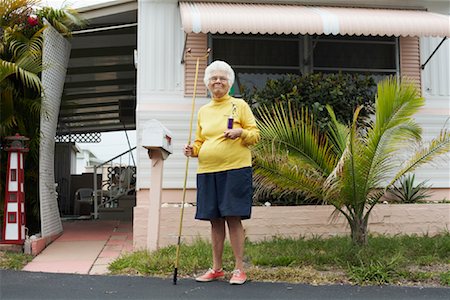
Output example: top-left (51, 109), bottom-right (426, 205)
top-left (1, 270), bottom-right (449, 299)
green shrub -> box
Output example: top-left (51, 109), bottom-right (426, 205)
top-left (242, 72), bottom-right (376, 130)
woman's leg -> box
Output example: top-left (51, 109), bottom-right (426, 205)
top-left (211, 218), bottom-right (226, 270)
top-left (226, 216), bottom-right (245, 270)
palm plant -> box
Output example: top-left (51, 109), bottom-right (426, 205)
top-left (1, 1), bottom-right (84, 137)
top-left (254, 77), bottom-right (450, 246)
top-left (1, 0), bottom-right (85, 228)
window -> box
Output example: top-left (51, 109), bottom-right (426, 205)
top-left (8, 212), bottom-right (17, 223)
top-left (9, 193), bottom-right (17, 202)
top-left (210, 34), bottom-right (398, 95)
top-left (212, 34), bottom-right (303, 94)
top-left (312, 35), bottom-right (397, 83)
top-left (10, 169), bottom-right (17, 181)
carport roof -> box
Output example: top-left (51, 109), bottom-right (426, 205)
top-left (57, 0), bottom-right (137, 135)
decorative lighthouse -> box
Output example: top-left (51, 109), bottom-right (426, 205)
top-left (1, 134), bottom-right (29, 244)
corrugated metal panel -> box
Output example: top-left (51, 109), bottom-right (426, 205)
top-left (40, 23), bottom-right (71, 237)
top-left (58, 6), bottom-right (137, 135)
top-left (136, 108), bottom-right (208, 189)
top-left (184, 33), bottom-right (208, 97)
top-left (421, 37), bottom-right (450, 96)
top-left (416, 36), bottom-right (450, 189)
top-left (400, 37), bottom-right (421, 94)
top-left (180, 2), bottom-right (450, 37)
top-left (137, 1), bottom-right (183, 92)
top-left (412, 114), bottom-right (450, 187)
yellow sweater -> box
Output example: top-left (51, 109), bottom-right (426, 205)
top-left (192, 95), bottom-right (260, 173)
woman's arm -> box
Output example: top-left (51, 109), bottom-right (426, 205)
top-left (239, 102), bottom-right (260, 146)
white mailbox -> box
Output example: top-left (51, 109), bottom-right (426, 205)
top-left (141, 119), bottom-right (173, 160)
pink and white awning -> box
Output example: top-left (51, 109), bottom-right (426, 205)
top-left (179, 2), bottom-right (450, 37)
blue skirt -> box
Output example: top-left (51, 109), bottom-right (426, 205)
top-left (195, 167), bottom-right (253, 220)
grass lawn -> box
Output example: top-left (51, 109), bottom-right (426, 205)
top-left (109, 234), bottom-right (450, 287)
top-left (0, 251), bottom-right (33, 270)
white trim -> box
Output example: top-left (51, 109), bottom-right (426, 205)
top-left (310, 7), bottom-right (340, 35)
top-left (71, 23), bottom-right (137, 35)
top-left (189, 2), bottom-right (202, 34)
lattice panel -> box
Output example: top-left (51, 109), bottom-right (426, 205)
top-left (55, 132), bottom-right (102, 143)
top-left (39, 22), bottom-right (71, 237)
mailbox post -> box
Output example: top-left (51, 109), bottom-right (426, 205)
top-left (140, 120), bottom-right (173, 251)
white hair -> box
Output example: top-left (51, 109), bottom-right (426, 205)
top-left (203, 60), bottom-right (235, 88)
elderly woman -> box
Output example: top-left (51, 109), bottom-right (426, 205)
top-left (183, 60), bottom-right (260, 285)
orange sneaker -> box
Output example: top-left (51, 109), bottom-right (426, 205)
top-left (229, 269), bottom-right (247, 285)
top-left (195, 268), bottom-right (225, 282)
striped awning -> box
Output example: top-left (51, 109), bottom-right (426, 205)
top-left (179, 2), bottom-right (450, 37)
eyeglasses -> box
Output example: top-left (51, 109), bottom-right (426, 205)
top-left (209, 76), bottom-right (228, 83)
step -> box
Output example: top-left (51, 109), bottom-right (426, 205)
top-left (118, 196), bottom-right (136, 209)
top-left (98, 207), bottom-right (133, 221)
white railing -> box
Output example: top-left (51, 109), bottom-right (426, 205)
top-left (93, 147), bottom-right (136, 219)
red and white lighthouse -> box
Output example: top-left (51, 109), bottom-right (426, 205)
top-left (1, 134), bottom-right (29, 244)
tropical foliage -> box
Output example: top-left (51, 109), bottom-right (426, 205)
top-left (254, 77), bottom-right (450, 245)
top-left (0, 0), bottom-right (84, 231)
top-left (387, 174), bottom-right (431, 204)
top-left (242, 73), bottom-right (377, 130)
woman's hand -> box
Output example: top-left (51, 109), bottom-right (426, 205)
top-left (183, 144), bottom-right (194, 157)
top-left (224, 128), bottom-right (243, 140)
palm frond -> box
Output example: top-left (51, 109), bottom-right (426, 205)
top-left (253, 160), bottom-right (325, 202)
top-left (359, 77), bottom-right (424, 196)
top-left (5, 26), bottom-right (44, 59)
top-left (252, 142), bottom-right (326, 201)
top-left (324, 106), bottom-right (366, 210)
top-left (0, 84), bottom-right (14, 120)
top-left (374, 77), bottom-right (424, 134)
top-left (256, 102), bottom-right (338, 175)
top-left (388, 128), bottom-right (450, 187)
top-left (326, 104), bottom-right (349, 157)
top-left (0, 58), bottom-right (42, 91)
top-left (37, 6), bottom-right (86, 36)
top-left (363, 120), bottom-right (422, 190)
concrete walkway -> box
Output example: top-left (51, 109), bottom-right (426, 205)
top-left (22, 220), bottom-right (132, 275)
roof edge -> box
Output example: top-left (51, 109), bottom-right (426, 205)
top-left (77, 0), bottom-right (137, 19)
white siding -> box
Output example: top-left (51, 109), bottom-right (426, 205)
top-left (414, 37), bottom-right (450, 188)
top-left (136, 100), bottom-right (209, 189)
top-left (421, 37), bottom-right (450, 97)
top-left (137, 0), bottom-right (202, 189)
top-left (39, 23), bottom-right (71, 237)
top-left (414, 112), bottom-right (450, 187)
top-left (137, 0), bottom-right (183, 93)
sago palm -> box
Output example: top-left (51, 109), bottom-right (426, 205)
top-left (254, 77), bottom-right (450, 246)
